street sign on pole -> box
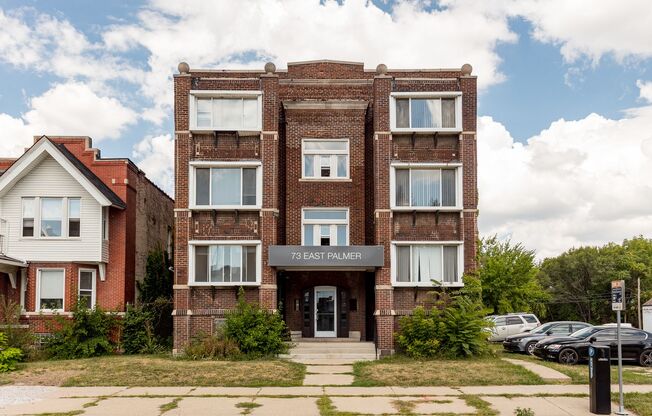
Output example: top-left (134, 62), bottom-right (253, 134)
top-left (612, 280), bottom-right (627, 415)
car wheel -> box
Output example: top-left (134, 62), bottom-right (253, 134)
top-left (640, 349), bottom-right (652, 367)
top-left (525, 342), bottom-right (537, 355)
top-left (558, 348), bottom-right (579, 365)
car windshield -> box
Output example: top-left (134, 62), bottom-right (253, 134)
top-left (570, 326), bottom-right (600, 339)
top-left (529, 323), bottom-right (555, 334)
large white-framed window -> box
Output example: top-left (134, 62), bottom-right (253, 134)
top-left (390, 163), bottom-right (462, 211)
top-left (21, 197), bottom-right (35, 237)
top-left (302, 208), bottom-right (349, 246)
top-left (78, 269), bottom-right (96, 309)
top-left (36, 268), bottom-right (65, 312)
top-left (301, 139), bottom-right (349, 180)
top-left (390, 92), bottom-right (462, 132)
top-left (189, 90), bottom-right (262, 132)
top-left (391, 242), bottom-right (463, 287)
top-left (189, 240), bottom-right (261, 286)
top-left (189, 161), bottom-right (262, 210)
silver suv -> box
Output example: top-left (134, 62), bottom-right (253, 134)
top-left (487, 313), bottom-right (541, 341)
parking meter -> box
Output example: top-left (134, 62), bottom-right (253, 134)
top-left (588, 345), bottom-right (611, 415)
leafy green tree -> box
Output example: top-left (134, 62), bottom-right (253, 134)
top-left (477, 236), bottom-right (549, 315)
top-left (137, 246), bottom-right (173, 305)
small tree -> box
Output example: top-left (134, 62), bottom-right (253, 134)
top-left (134, 246), bottom-right (173, 344)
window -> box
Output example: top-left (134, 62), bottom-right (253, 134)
top-left (40, 198), bottom-right (63, 237)
top-left (494, 317), bottom-right (506, 326)
top-left (621, 329), bottom-right (648, 341)
top-left (302, 139), bottom-right (349, 179)
top-left (391, 94), bottom-right (461, 131)
top-left (393, 243), bottom-right (461, 286)
top-left (21, 198), bottom-right (35, 237)
top-left (594, 329), bottom-right (617, 341)
top-left (78, 269), bottom-right (95, 309)
top-left (68, 198), bottom-right (81, 237)
top-left (549, 324), bottom-right (571, 334)
top-left (302, 209), bottom-right (348, 246)
top-left (37, 269), bottom-right (64, 311)
top-left (522, 315), bottom-right (538, 324)
top-left (571, 323), bottom-right (589, 333)
top-left (506, 316), bottom-right (523, 326)
top-left (192, 164), bottom-right (260, 209)
top-left (393, 167), bottom-right (458, 209)
top-left (191, 92), bottom-right (262, 131)
top-left (192, 242), bottom-right (259, 284)
top-left (102, 207), bottom-right (109, 240)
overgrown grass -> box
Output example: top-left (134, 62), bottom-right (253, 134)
top-left (0, 355), bottom-right (305, 387)
top-left (352, 355), bottom-right (544, 386)
top-left (612, 392), bottom-right (652, 416)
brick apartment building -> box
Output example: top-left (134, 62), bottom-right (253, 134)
top-left (0, 136), bottom-right (174, 332)
top-left (173, 60), bottom-right (477, 355)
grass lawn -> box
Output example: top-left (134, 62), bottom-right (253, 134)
top-left (613, 392), bottom-right (652, 416)
top-left (0, 355), bottom-right (305, 387)
top-left (498, 348), bottom-right (652, 384)
top-left (352, 355), bottom-right (544, 386)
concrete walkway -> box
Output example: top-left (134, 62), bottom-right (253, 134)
top-left (0, 385), bottom-right (648, 415)
top-left (502, 357), bottom-right (572, 382)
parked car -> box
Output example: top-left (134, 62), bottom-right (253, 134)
top-left (533, 325), bottom-right (652, 367)
top-left (487, 313), bottom-right (541, 341)
top-left (503, 321), bottom-right (591, 355)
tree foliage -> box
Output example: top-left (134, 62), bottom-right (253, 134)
top-left (477, 236), bottom-right (549, 315)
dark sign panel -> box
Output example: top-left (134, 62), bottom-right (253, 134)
top-left (268, 245), bottom-right (384, 269)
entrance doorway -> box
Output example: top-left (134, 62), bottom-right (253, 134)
top-left (314, 286), bottom-right (337, 337)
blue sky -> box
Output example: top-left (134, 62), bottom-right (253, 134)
top-left (1, 0), bottom-right (652, 257)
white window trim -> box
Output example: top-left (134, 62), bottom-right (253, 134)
top-left (68, 198), bottom-right (81, 237)
top-left (78, 268), bottom-right (96, 309)
top-left (389, 162), bottom-right (463, 211)
top-left (390, 92), bottom-right (463, 133)
top-left (189, 90), bottom-right (263, 132)
top-left (102, 206), bottom-right (109, 240)
top-left (36, 268), bottom-right (66, 313)
top-left (21, 197), bottom-right (35, 238)
top-left (189, 161), bottom-right (263, 211)
top-left (390, 241), bottom-right (464, 287)
top-left (301, 139), bottom-right (350, 180)
top-left (188, 240), bottom-right (262, 286)
top-left (301, 208), bottom-right (349, 246)
top-left (22, 196), bottom-right (83, 240)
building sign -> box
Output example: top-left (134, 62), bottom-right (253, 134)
top-left (611, 280), bottom-right (625, 311)
top-left (268, 245), bottom-right (384, 269)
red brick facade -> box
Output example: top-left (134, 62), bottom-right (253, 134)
top-left (0, 137), bottom-right (174, 333)
top-left (173, 61), bottom-right (478, 355)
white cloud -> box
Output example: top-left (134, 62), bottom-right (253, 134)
top-left (0, 82), bottom-right (137, 156)
top-left (637, 80), bottom-right (652, 103)
top-left (507, 0), bottom-right (652, 64)
top-left (478, 82), bottom-right (652, 258)
top-left (132, 134), bottom-right (174, 195)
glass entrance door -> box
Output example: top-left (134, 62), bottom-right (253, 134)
top-left (314, 286), bottom-right (337, 337)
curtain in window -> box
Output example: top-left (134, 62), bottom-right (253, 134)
top-left (196, 99), bottom-right (212, 127)
top-left (304, 225), bottom-right (314, 246)
top-left (412, 245), bottom-right (441, 283)
top-left (443, 246), bottom-right (458, 283)
top-left (411, 170), bottom-right (440, 206)
top-left (396, 99), bottom-right (410, 128)
top-left (211, 168), bottom-right (241, 205)
top-left (395, 169), bottom-right (410, 206)
top-left (243, 246), bottom-right (257, 282)
top-left (396, 246), bottom-right (411, 282)
top-left (230, 246), bottom-right (242, 282)
top-left (441, 99), bottom-right (456, 128)
top-left (210, 245), bottom-right (224, 282)
top-left (195, 168), bottom-right (210, 205)
top-left (441, 169), bottom-right (456, 206)
top-left (40, 270), bottom-right (64, 309)
top-left (242, 168), bottom-right (257, 205)
top-left (411, 99), bottom-right (441, 128)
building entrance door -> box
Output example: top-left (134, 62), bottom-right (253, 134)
top-left (314, 286), bottom-right (337, 337)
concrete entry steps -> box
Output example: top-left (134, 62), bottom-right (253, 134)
top-left (280, 341), bottom-right (377, 363)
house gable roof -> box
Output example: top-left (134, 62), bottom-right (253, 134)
top-left (0, 136), bottom-right (126, 209)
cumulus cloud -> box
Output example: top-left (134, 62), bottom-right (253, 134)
top-left (478, 81), bottom-right (652, 258)
top-left (0, 82), bottom-right (137, 156)
top-left (132, 134), bottom-right (174, 195)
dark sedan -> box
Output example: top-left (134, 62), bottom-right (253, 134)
top-left (503, 321), bottom-right (591, 355)
top-left (533, 325), bottom-right (652, 366)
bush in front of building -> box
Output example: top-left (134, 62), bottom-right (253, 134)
top-left (122, 305), bottom-right (167, 354)
top-left (184, 329), bottom-right (240, 360)
top-left (396, 286), bottom-right (491, 359)
top-left (44, 302), bottom-right (120, 359)
top-left (0, 332), bottom-right (22, 372)
top-left (223, 288), bottom-right (288, 358)
top-left (0, 296), bottom-right (34, 358)
top-left (136, 246), bottom-right (174, 343)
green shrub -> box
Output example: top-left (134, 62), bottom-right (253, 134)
top-left (515, 408), bottom-right (535, 416)
top-left (0, 332), bottom-right (22, 372)
top-left (0, 296), bottom-right (34, 356)
top-left (395, 291), bottom-right (491, 359)
top-left (396, 307), bottom-right (440, 358)
top-left (224, 289), bottom-right (288, 358)
top-left (184, 330), bottom-right (240, 360)
top-left (122, 305), bottom-right (165, 354)
top-left (137, 247), bottom-right (173, 342)
top-left (45, 302), bottom-right (119, 359)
